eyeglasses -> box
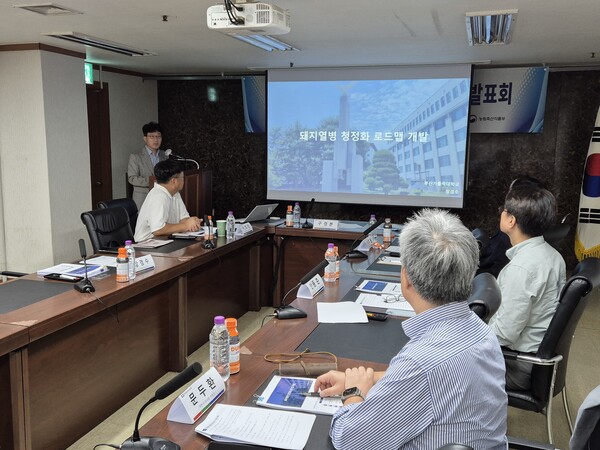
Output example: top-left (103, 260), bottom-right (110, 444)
top-left (146, 134), bottom-right (162, 140)
top-left (382, 294), bottom-right (405, 303)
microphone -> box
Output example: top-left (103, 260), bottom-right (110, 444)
top-left (121, 362), bottom-right (203, 450)
top-left (346, 217), bottom-right (385, 259)
top-left (202, 215), bottom-right (216, 249)
top-left (165, 149), bottom-right (200, 169)
top-left (275, 259), bottom-right (329, 320)
top-left (74, 239), bottom-right (95, 293)
top-left (302, 198), bottom-right (315, 229)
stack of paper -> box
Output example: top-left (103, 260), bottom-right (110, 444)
top-left (196, 404), bottom-right (315, 450)
top-left (37, 263), bottom-right (106, 278)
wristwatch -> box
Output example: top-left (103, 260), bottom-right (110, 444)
top-left (341, 387), bottom-right (364, 402)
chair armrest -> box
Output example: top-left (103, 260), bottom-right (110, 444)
top-left (502, 349), bottom-right (563, 366)
top-left (508, 435), bottom-right (555, 449)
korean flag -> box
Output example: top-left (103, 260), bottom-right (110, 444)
top-left (575, 106), bottom-right (600, 261)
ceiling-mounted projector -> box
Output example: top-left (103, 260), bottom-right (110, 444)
top-left (207, 2), bottom-right (290, 35)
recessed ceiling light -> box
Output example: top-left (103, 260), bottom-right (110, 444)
top-left (43, 32), bottom-right (157, 57)
top-left (14, 3), bottom-right (82, 16)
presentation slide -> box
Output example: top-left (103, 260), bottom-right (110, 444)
top-left (267, 65), bottom-right (472, 208)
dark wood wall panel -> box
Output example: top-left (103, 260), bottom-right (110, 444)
top-left (158, 72), bottom-right (600, 269)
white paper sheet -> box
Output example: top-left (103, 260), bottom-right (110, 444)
top-left (196, 404), bottom-right (315, 450)
top-left (317, 302), bottom-right (368, 323)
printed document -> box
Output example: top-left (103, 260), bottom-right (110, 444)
top-left (355, 279), bottom-right (402, 295)
top-left (132, 239), bottom-right (173, 248)
top-left (257, 375), bottom-right (343, 415)
top-left (196, 404), bottom-right (315, 450)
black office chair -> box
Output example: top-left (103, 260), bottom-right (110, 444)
top-left (543, 223), bottom-right (570, 250)
top-left (467, 272), bottom-right (501, 323)
top-left (507, 384), bottom-right (600, 450)
top-left (503, 257), bottom-right (600, 444)
top-left (98, 198), bottom-right (139, 233)
top-left (81, 206), bottom-right (134, 254)
top-left (471, 228), bottom-right (489, 255)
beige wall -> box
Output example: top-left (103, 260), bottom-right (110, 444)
top-left (94, 69), bottom-right (158, 199)
top-left (0, 50), bottom-right (60, 272)
top-left (0, 50), bottom-right (158, 273)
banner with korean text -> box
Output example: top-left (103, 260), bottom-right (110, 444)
top-left (575, 107), bottom-right (600, 261)
top-left (469, 67), bottom-right (548, 133)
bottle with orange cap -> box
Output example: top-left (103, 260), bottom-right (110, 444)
top-left (116, 247), bottom-right (129, 283)
top-left (225, 318), bottom-right (240, 374)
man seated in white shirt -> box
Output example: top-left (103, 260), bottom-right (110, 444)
top-left (489, 184), bottom-right (566, 390)
top-left (134, 159), bottom-right (202, 242)
top-left (315, 209), bottom-right (508, 450)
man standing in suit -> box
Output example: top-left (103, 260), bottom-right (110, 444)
top-left (128, 121), bottom-right (168, 209)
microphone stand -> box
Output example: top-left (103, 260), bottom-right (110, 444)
top-left (275, 259), bottom-right (329, 320)
top-left (302, 197), bottom-right (315, 229)
top-left (121, 363), bottom-right (202, 450)
top-left (74, 239), bottom-right (95, 293)
top-left (202, 216), bottom-right (216, 249)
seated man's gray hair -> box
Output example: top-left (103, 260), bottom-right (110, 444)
top-left (399, 209), bottom-right (479, 305)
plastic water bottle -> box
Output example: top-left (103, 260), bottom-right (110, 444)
top-left (334, 245), bottom-right (340, 280)
top-left (324, 243), bottom-right (337, 283)
top-left (209, 316), bottom-right (230, 382)
top-left (116, 247), bottom-right (129, 283)
top-left (226, 211), bottom-right (236, 240)
top-left (285, 205), bottom-right (293, 227)
top-left (225, 317), bottom-right (240, 374)
top-left (125, 240), bottom-right (136, 280)
top-left (293, 202), bottom-right (301, 228)
top-left (383, 218), bottom-right (393, 243)
top-left (368, 214), bottom-right (377, 237)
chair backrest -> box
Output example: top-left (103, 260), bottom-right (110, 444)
top-left (543, 223), bottom-right (570, 250)
top-left (467, 272), bottom-right (501, 322)
top-left (471, 228), bottom-right (489, 255)
top-left (531, 257), bottom-right (600, 404)
top-left (98, 198), bottom-right (138, 232)
top-left (81, 207), bottom-right (134, 254)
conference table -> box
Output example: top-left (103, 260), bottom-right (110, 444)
top-left (0, 220), bottom-right (386, 450)
top-left (0, 228), bottom-right (271, 450)
top-left (138, 251), bottom-right (404, 449)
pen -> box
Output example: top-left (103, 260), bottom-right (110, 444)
top-left (300, 392), bottom-right (341, 398)
top-left (60, 274), bottom-right (79, 281)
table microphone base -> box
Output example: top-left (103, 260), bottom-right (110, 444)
top-left (302, 221), bottom-right (313, 229)
top-left (346, 250), bottom-right (367, 259)
top-left (121, 437), bottom-right (180, 450)
top-left (202, 240), bottom-right (216, 249)
top-left (275, 305), bottom-right (307, 320)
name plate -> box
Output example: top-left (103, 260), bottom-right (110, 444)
top-left (167, 367), bottom-right (225, 424)
top-left (297, 274), bottom-right (325, 299)
top-left (312, 219), bottom-right (339, 231)
top-left (356, 236), bottom-right (377, 252)
top-left (235, 223), bottom-right (253, 235)
top-left (134, 254), bottom-right (155, 273)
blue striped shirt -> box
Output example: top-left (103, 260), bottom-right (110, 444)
top-left (330, 301), bottom-right (508, 450)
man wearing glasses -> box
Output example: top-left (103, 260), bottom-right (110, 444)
top-left (128, 121), bottom-right (168, 209)
top-left (489, 184), bottom-right (566, 390)
top-left (134, 159), bottom-right (202, 242)
top-left (316, 209), bottom-right (507, 449)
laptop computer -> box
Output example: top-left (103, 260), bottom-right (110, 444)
top-left (235, 203), bottom-right (279, 223)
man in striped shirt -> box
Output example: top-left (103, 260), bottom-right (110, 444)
top-left (315, 209), bottom-right (508, 449)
